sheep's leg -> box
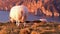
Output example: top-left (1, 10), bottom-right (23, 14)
top-left (23, 22), bottom-right (26, 26)
top-left (16, 20), bottom-right (20, 26)
top-left (10, 18), bottom-right (16, 24)
top-left (21, 16), bottom-right (26, 26)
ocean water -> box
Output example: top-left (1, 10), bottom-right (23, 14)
top-left (0, 11), bottom-right (60, 23)
top-left (0, 11), bottom-right (9, 22)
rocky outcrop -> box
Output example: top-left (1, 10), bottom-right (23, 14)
top-left (0, 0), bottom-right (60, 17)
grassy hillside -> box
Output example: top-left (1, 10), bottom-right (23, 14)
top-left (0, 22), bottom-right (60, 34)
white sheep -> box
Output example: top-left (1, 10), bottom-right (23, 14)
top-left (9, 5), bottom-right (28, 26)
top-left (39, 19), bottom-right (48, 22)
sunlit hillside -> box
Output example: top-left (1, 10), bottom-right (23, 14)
top-left (0, 0), bottom-right (60, 17)
top-left (0, 0), bottom-right (60, 34)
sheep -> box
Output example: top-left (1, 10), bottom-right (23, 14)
top-left (34, 18), bottom-right (48, 22)
top-left (9, 5), bottom-right (29, 26)
top-left (39, 19), bottom-right (48, 22)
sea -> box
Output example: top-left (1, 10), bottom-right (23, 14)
top-left (0, 11), bottom-right (60, 23)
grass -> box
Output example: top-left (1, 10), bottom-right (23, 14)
top-left (0, 21), bottom-right (60, 34)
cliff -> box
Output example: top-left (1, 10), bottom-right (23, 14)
top-left (0, 0), bottom-right (60, 17)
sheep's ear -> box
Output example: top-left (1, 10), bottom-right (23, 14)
top-left (21, 10), bottom-right (24, 16)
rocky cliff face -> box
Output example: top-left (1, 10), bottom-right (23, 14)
top-left (0, 0), bottom-right (60, 17)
